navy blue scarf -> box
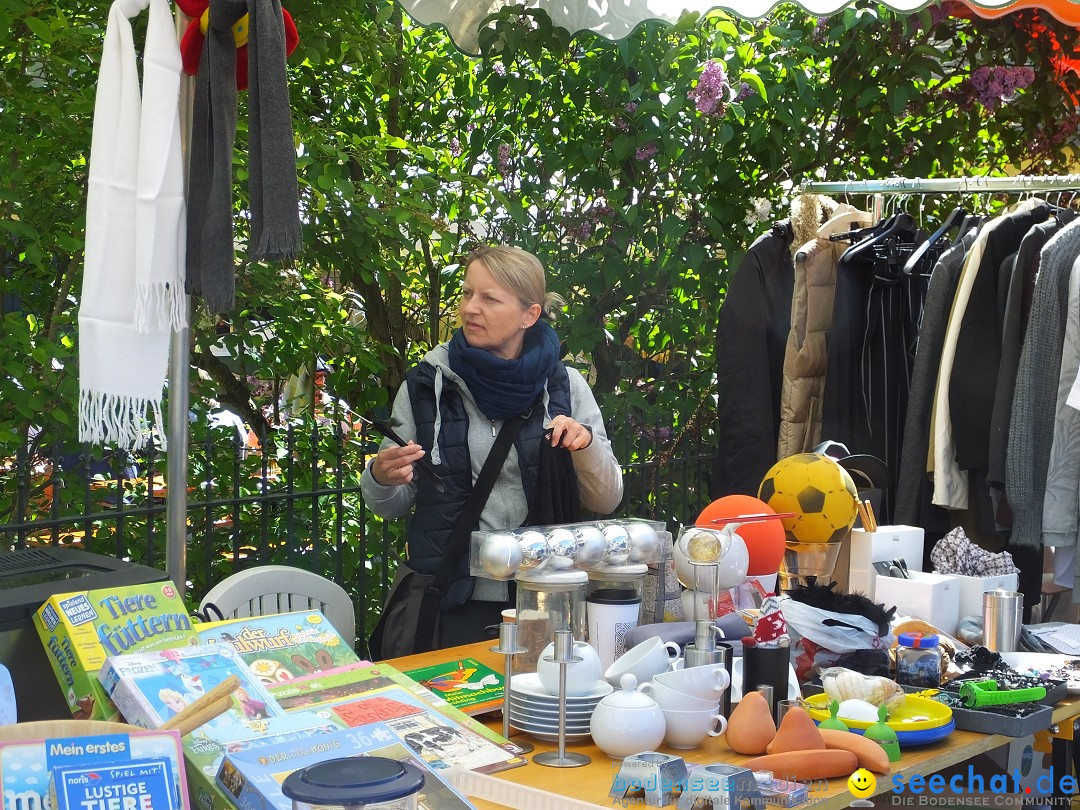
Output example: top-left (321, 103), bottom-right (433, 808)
top-left (448, 320), bottom-right (561, 421)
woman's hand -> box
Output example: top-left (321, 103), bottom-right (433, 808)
top-left (370, 442), bottom-right (427, 486)
top-left (547, 415), bottom-right (593, 451)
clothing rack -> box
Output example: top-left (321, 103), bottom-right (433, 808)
top-left (801, 174), bottom-right (1080, 195)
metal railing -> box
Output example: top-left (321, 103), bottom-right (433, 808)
top-left (0, 410), bottom-right (714, 654)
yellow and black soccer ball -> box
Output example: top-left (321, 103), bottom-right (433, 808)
top-left (757, 453), bottom-right (859, 544)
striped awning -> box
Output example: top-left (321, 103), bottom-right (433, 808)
top-left (397, 0), bottom-right (1080, 53)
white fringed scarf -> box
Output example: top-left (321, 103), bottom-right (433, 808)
top-left (78, 0), bottom-right (187, 450)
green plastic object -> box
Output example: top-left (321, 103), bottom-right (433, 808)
top-left (864, 705), bottom-right (902, 762)
top-left (958, 679), bottom-right (1046, 708)
top-left (818, 699), bottom-right (849, 732)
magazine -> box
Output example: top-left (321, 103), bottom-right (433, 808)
top-left (403, 656), bottom-right (504, 716)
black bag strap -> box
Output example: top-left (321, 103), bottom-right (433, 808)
top-left (413, 411), bottom-right (529, 652)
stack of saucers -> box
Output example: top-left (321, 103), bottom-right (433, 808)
top-left (508, 672), bottom-right (612, 742)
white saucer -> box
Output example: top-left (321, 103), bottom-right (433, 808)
top-left (510, 720), bottom-right (592, 742)
top-left (509, 698), bottom-right (596, 719)
top-left (509, 708), bottom-right (596, 730)
top-left (510, 673), bottom-right (613, 702)
top-left (508, 690), bottom-right (603, 711)
top-left (509, 714), bottom-right (592, 734)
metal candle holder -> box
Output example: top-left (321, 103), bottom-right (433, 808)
top-left (533, 630), bottom-right (591, 768)
top-left (489, 622), bottom-right (533, 755)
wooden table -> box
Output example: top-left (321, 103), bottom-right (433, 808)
top-left (388, 642), bottom-right (1080, 810)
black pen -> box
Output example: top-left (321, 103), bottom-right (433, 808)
top-left (355, 414), bottom-right (446, 493)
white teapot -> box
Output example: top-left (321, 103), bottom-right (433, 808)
top-left (589, 673), bottom-right (666, 759)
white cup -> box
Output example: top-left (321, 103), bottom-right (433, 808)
top-left (638, 679), bottom-right (719, 712)
top-left (660, 707), bottom-right (728, 749)
top-left (604, 636), bottom-right (681, 686)
top-left (536, 640), bottom-right (603, 697)
top-left (654, 664), bottom-right (730, 701)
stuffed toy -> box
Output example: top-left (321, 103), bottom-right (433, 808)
top-left (175, 0), bottom-right (299, 90)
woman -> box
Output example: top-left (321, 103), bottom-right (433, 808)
top-left (362, 245), bottom-right (623, 656)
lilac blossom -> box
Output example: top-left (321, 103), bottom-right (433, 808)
top-left (635, 142), bottom-right (659, 161)
top-left (449, 137), bottom-right (461, 157)
top-left (734, 82), bottom-right (753, 103)
top-left (492, 62), bottom-right (507, 76)
top-left (968, 66), bottom-right (1036, 110)
top-left (496, 144), bottom-right (512, 174)
top-left (689, 60), bottom-right (730, 118)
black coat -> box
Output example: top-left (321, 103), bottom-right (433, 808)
top-left (711, 221), bottom-right (794, 498)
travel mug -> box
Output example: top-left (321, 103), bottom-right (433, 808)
top-left (740, 644), bottom-right (790, 721)
top-left (587, 588), bottom-right (643, 671)
top-left (983, 589), bottom-right (1023, 652)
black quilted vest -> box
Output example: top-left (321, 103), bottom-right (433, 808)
top-left (404, 361), bottom-right (572, 607)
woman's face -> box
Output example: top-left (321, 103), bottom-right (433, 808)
top-left (459, 261), bottom-right (540, 359)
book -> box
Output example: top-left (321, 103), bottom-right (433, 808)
top-left (403, 656), bottom-right (504, 716)
top-left (33, 582), bottom-right (199, 721)
top-left (217, 723), bottom-right (478, 810)
top-left (182, 711), bottom-right (340, 810)
top-left (196, 610), bottom-right (362, 685)
top-left (304, 684), bottom-right (526, 775)
top-left (99, 644), bottom-right (282, 734)
top-left (0, 729), bottom-right (188, 810)
top-left (50, 757), bottom-right (177, 810)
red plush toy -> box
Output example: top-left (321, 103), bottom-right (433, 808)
top-left (175, 0), bottom-right (299, 91)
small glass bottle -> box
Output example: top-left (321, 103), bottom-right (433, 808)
top-left (895, 632), bottom-right (942, 689)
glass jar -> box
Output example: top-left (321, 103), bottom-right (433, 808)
top-left (895, 632), bottom-right (942, 689)
top-left (514, 569), bottom-right (588, 673)
top-left (586, 563), bottom-right (647, 671)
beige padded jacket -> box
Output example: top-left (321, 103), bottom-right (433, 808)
top-left (777, 202), bottom-right (874, 459)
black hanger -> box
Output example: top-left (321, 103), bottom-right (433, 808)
top-left (901, 206), bottom-right (966, 277)
top-left (842, 212), bottom-right (918, 266)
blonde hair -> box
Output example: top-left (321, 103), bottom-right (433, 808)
top-left (466, 245), bottom-right (565, 320)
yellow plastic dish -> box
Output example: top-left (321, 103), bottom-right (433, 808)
top-left (804, 692), bottom-right (953, 731)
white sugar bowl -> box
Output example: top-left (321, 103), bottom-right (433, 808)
top-left (589, 673), bottom-right (666, 759)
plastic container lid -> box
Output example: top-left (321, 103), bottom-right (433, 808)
top-left (281, 757), bottom-right (425, 806)
top-left (898, 632), bottom-right (939, 649)
top-left (516, 568), bottom-right (588, 586)
top-left (587, 562), bottom-right (649, 578)
top-left (586, 587), bottom-right (641, 604)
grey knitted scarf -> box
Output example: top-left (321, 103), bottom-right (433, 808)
top-left (186, 0), bottom-right (301, 313)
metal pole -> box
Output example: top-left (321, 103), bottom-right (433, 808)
top-left (166, 8), bottom-right (194, 594)
top-left (800, 173), bottom-right (1080, 195)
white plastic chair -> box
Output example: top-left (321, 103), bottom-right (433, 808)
top-left (198, 565), bottom-right (357, 649)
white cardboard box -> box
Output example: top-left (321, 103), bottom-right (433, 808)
top-left (875, 570), bottom-right (960, 634)
top-left (953, 572), bottom-right (1020, 621)
top-left (848, 526), bottom-right (925, 599)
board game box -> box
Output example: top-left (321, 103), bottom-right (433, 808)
top-left (33, 582), bottom-right (199, 721)
top-left (265, 661), bottom-right (525, 756)
top-left (216, 723), bottom-right (478, 810)
top-left (182, 711), bottom-right (339, 810)
top-left (0, 729), bottom-right (187, 810)
top-left (99, 645), bottom-right (281, 734)
top-left (295, 683), bottom-right (526, 774)
top-left (196, 610), bottom-right (361, 685)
